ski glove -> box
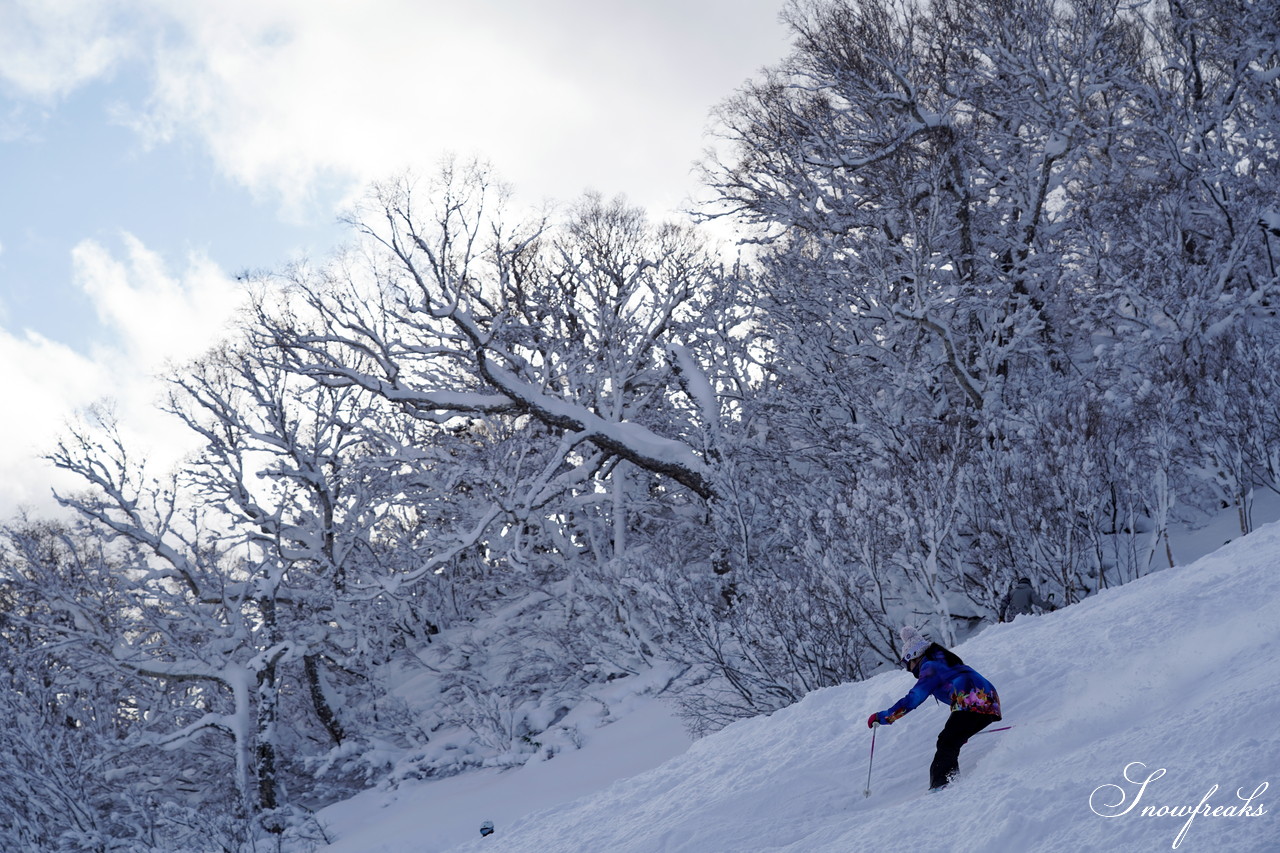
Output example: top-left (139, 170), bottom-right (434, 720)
top-left (867, 713), bottom-right (881, 729)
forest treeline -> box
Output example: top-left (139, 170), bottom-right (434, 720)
top-left (2, 1), bottom-right (1278, 849)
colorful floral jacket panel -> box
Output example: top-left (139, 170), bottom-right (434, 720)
top-left (875, 655), bottom-right (1001, 725)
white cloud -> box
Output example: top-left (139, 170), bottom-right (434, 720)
top-left (73, 233), bottom-right (245, 369)
top-left (129, 1), bottom-right (597, 215)
top-left (2, 0), bottom-right (788, 220)
top-left (0, 327), bottom-right (110, 515)
top-left (3, 1), bottom-right (788, 216)
top-left (0, 0), bottom-right (138, 101)
top-left (0, 234), bottom-right (246, 518)
top-left (123, 0), bottom-right (788, 218)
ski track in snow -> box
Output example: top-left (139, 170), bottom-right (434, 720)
top-left (317, 520), bottom-right (1280, 853)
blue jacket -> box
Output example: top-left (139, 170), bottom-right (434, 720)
top-left (874, 648), bottom-right (1001, 725)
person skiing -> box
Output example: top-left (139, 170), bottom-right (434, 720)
top-left (999, 577), bottom-right (1053, 622)
top-left (867, 626), bottom-right (1002, 791)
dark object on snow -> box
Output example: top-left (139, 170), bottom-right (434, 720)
top-left (868, 626), bottom-right (1003, 790)
top-left (480, 820), bottom-right (495, 837)
top-left (999, 577), bottom-right (1053, 622)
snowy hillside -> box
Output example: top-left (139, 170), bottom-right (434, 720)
top-left (317, 517), bottom-right (1280, 853)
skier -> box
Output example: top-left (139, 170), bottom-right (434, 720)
top-left (867, 626), bottom-right (1002, 791)
top-left (999, 577), bottom-right (1053, 622)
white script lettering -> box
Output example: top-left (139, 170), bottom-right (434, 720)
top-left (1090, 762), bottom-right (1167, 818)
top-left (1090, 765), bottom-right (1269, 850)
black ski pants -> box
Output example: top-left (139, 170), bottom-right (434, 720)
top-left (930, 710), bottom-right (1000, 789)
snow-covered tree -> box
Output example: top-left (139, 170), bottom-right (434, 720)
top-left (699, 0), bottom-right (1280, 680)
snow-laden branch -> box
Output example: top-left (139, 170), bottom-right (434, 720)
top-left (667, 343), bottom-right (720, 432)
top-left (296, 361), bottom-right (517, 418)
top-left (476, 354), bottom-right (715, 499)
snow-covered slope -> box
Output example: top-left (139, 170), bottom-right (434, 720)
top-left (313, 517), bottom-right (1279, 853)
top-left (310, 684), bottom-right (691, 853)
top-left (437, 522), bottom-right (1279, 853)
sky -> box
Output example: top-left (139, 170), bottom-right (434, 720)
top-left (0, 0), bottom-right (792, 518)
top-left (312, 500), bottom-right (1280, 852)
